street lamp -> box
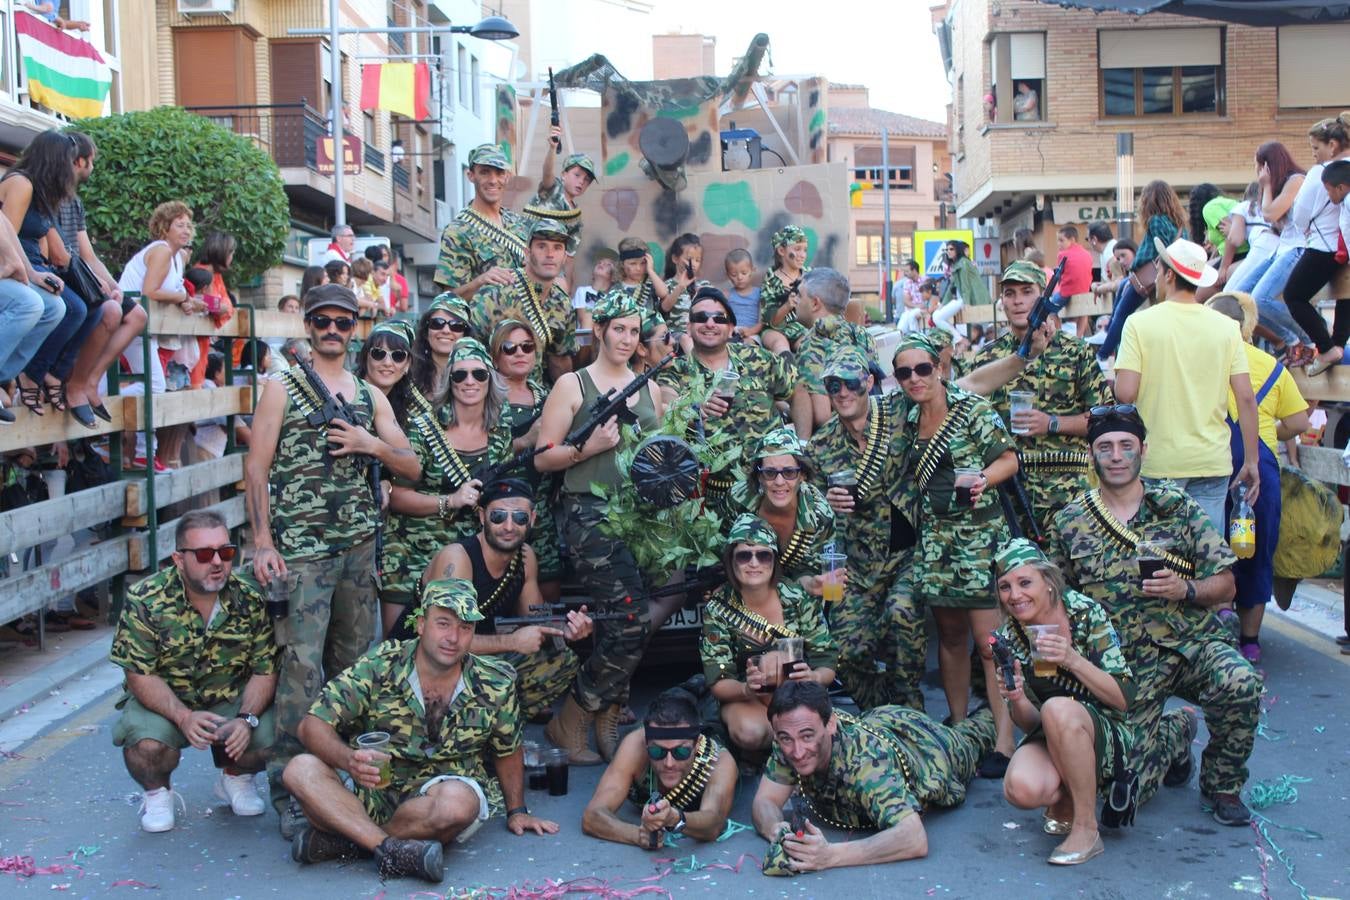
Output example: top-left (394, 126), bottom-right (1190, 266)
top-left (1115, 132), bottom-right (1134, 241)
top-left (291, 8), bottom-right (519, 228)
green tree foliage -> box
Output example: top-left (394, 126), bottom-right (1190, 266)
top-left (73, 107), bottom-right (289, 286)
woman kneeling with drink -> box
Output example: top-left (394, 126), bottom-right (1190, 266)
top-left (699, 515), bottom-right (837, 753)
top-left (993, 538), bottom-right (1136, 867)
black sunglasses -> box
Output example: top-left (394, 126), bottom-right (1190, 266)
top-left (307, 314), bottom-right (355, 332)
top-left (488, 508), bottom-right (531, 526)
top-left (501, 340), bottom-right (537, 356)
top-left (177, 544), bottom-right (238, 564)
top-left (646, 744), bottom-right (695, 761)
top-left (429, 317), bottom-right (469, 333)
top-left (894, 363), bottom-right (936, 382)
top-left (451, 368), bottom-right (491, 383)
top-left (824, 375), bottom-right (866, 395)
top-left (368, 347), bottom-right (409, 363)
top-left (733, 548), bottom-right (776, 566)
top-left (646, 332), bottom-right (673, 345)
top-left (689, 311), bottom-right (730, 325)
top-left (1089, 404), bottom-right (1138, 417)
top-left (757, 465), bottom-right (801, 482)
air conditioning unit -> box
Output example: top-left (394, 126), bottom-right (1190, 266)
top-left (178, 0), bottom-right (235, 15)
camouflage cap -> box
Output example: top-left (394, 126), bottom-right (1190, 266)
top-left (753, 425), bottom-right (808, 460)
top-left (369, 319), bottom-right (415, 344)
top-left (726, 514), bottom-right (780, 552)
top-left (448, 336), bottom-right (493, 369)
top-left (467, 143), bottom-right (511, 171)
top-left (772, 225), bottom-right (808, 249)
top-left (416, 577), bottom-right (484, 623)
top-left (592, 289), bottom-right (644, 324)
top-left (562, 152), bottom-right (598, 181)
top-left (823, 346), bottom-right (870, 380)
top-left (528, 217), bottom-right (577, 252)
top-left (1000, 259), bottom-right (1047, 289)
top-left (994, 537), bottom-right (1049, 575)
top-left (427, 292), bottom-right (471, 322)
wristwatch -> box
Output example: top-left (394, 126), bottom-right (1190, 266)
top-left (506, 805), bottom-right (530, 818)
top-left (671, 809), bottom-right (688, 834)
top-left (236, 712), bottom-right (259, 728)
top-left (1184, 581), bottom-right (1197, 604)
top-left (1048, 414), bottom-right (1060, 434)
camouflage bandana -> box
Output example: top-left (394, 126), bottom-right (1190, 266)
top-left (726, 514), bottom-right (779, 552)
top-left (369, 319), bottom-right (415, 344)
top-left (754, 425), bottom-right (808, 460)
top-left (416, 577), bottom-right (485, 622)
top-left (448, 337), bottom-right (493, 369)
top-left (490, 317), bottom-right (537, 349)
top-left (1000, 259), bottom-right (1047, 289)
top-left (428, 293), bottom-right (471, 323)
top-left (995, 537), bottom-right (1048, 574)
top-left (592, 289), bottom-right (644, 324)
top-left (923, 327), bottom-right (953, 351)
top-left (639, 308), bottom-right (665, 340)
top-left (895, 332), bottom-right (942, 360)
top-left (772, 225), bottom-right (807, 249)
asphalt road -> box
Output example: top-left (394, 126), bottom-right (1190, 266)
top-left (1, 614), bottom-right (1346, 900)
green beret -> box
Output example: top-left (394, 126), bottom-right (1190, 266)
top-left (448, 336), bottom-right (493, 369)
top-left (369, 319), bottom-right (415, 344)
top-left (428, 293), bottom-right (470, 322)
top-left (726, 514), bottom-right (779, 552)
top-left (772, 225), bottom-right (807, 249)
top-left (528, 217), bottom-right (577, 252)
top-left (592, 289), bottom-right (644, 324)
top-left (467, 143), bottom-right (511, 171)
top-left (1000, 259), bottom-right (1047, 289)
top-left (416, 577), bottom-right (484, 623)
top-left (824, 346), bottom-right (870, 380)
top-left (563, 152), bottom-right (598, 181)
top-left (994, 538), bottom-right (1048, 575)
top-left (753, 425), bottom-right (808, 460)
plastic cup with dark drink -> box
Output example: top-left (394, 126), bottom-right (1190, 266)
top-left (265, 573), bottom-right (293, 621)
top-left (828, 469), bottom-right (858, 504)
top-left (210, 736), bottom-right (230, 769)
top-left (1137, 540), bottom-right (1168, 586)
top-left (749, 653), bottom-right (781, 694)
top-left (776, 636), bottom-right (806, 684)
top-left (356, 731), bottom-right (393, 789)
top-left (712, 370), bottom-right (740, 404)
top-left (544, 748), bottom-right (569, 796)
top-left (953, 467), bottom-right (983, 508)
top-left (524, 741), bottom-right (547, 791)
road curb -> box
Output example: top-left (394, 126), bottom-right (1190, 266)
top-left (0, 634), bottom-right (114, 721)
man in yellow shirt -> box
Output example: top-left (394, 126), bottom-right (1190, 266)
top-left (1114, 238), bottom-right (1261, 529)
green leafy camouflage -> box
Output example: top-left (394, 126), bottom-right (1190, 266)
top-left (699, 580), bottom-right (838, 685)
top-left (433, 207), bottom-right (530, 289)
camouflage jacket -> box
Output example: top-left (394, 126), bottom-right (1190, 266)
top-left (760, 267), bottom-right (809, 343)
top-left (655, 343), bottom-right (798, 455)
top-left (797, 315), bottom-right (877, 394)
top-left (699, 580), bottom-right (838, 685)
top-left (469, 272), bottom-right (578, 364)
top-left (896, 382), bottom-right (1016, 521)
top-left (433, 206), bottom-right (529, 289)
top-left (309, 640), bottom-right (521, 798)
top-left (1048, 483), bottom-right (1237, 679)
top-left (270, 367), bottom-right (378, 560)
top-left (661, 276), bottom-right (714, 333)
top-left (723, 479), bottom-right (836, 582)
top-left (110, 568), bottom-right (276, 709)
top-left (524, 178), bottom-right (583, 247)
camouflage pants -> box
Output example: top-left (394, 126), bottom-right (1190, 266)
top-left (561, 496), bottom-right (655, 712)
top-left (266, 539), bottom-right (378, 810)
top-left (1131, 705), bottom-right (1197, 807)
top-left (528, 498), bottom-right (564, 584)
top-left (499, 643), bottom-right (580, 721)
top-left (895, 706), bottom-right (996, 808)
top-left (1138, 642), bottom-right (1262, 796)
top-left (832, 554), bottom-right (919, 711)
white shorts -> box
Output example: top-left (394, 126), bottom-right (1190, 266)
top-left (419, 774), bottom-right (491, 844)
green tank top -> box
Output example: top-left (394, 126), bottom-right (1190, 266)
top-left (562, 368), bottom-right (658, 496)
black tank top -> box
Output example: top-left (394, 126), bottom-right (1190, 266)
top-left (457, 536), bottom-right (525, 635)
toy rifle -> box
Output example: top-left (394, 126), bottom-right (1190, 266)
top-left (988, 634), bottom-right (1018, 692)
top-left (497, 602), bottom-right (640, 651)
top-left (1015, 258), bottom-right (1067, 359)
top-left (473, 442), bottom-right (554, 489)
top-left (645, 791), bottom-right (665, 849)
top-left (996, 470), bottom-right (1044, 544)
top-left (548, 67), bottom-right (561, 155)
top-left (563, 352), bottom-right (677, 449)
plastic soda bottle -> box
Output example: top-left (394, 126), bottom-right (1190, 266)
top-left (1229, 485), bottom-right (1256, 560)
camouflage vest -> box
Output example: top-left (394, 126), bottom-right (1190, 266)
top-left (270, 367), bottom-right (378, 559)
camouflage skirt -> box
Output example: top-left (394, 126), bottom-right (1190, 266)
top-left (913, 513), bottom-right (1008, 609)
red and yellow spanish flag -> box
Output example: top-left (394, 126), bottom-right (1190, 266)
top-left (360, 63), bottom-right (431, 120)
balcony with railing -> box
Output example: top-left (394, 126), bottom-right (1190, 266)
top-left (185, 102), bottom-right (328, 172)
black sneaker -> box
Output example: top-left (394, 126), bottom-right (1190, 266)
top-left (1202, 790), bottom-right (1252, 826)
top-left (976, 751), bottom-right (1010, 779)
top-left (0, 406), bottom-right (13, 425)
top-left (374, 837), bottom-right (444, 883)
top-left (1163, 708), bottom-right (1199, 788)
top-left (291, 826), bottom-right (361, 864)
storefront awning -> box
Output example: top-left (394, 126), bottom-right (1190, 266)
top-left (1036, 0), bottom-right (1350, 27)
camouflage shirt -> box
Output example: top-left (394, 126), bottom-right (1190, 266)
top-left (655, 342), bottom-right (798, 454)
top-left (797, 315), bottom-right (878, 394)
top-left (661, 277), bottom-right (714, 333)
top-left (760, 267), bottom-right (809, 343)
top-left (270, 368), bottom-right (378, 560)
top-left (722, 479), bottom-right (836, 583)
top-left (309, 640), bottom-right (521, 806)
top-left (699, 580), bottom-right (838, 685)
top-left (971, 331), bottom-right (1112, 518)
top-left (469, 272), bottom-right (578, 364)
top-left (110, 568), bottom-right (276, 709)
top-left (524, 178), bottom-right (583, 247)
top-left (1048, 484), bottom-right (1237, 680)
top-left (433, 206), bottom-right (529, 290)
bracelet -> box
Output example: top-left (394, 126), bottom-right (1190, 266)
top-left (506, 806), bottom-right (529, 818)
top-left (437, 495), bottom-right (449, 519)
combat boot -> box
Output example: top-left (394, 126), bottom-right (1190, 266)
top-left (373, 836), bottom-right (443, 882)
top-left (594, 703), bottom-right (624, 761)
top-left (545, 695), bottom-right (601, 765)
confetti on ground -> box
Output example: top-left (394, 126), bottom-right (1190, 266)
top-left (0, 856), bottom-right (84, 879)
top-left (110, 879), bottom-right (158, 889)
top-left (1002, 822), bottom-right (1020, 830)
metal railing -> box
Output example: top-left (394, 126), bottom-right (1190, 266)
top-left (185, 102), bottom-right (328, 171)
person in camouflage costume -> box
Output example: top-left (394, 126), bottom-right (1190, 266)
top-left (523, 131), bottom-right (596, 254)
top-left (111, 510), bottom-right (277, 832)
top-left (793, 267), bottom-right (878, 427)
top-left (760, 225), bottom-right (811, 353)
top-left (752, 681), bottom-right (995, 873)
top-left (701, 515), bottom-right (838, 753)
top-left (469, 219), bottom-right (579, 384)
top-left (1047, 405), bottom-right (1260, 826)
top-left (411, 293), bottom-right (473, 398)
top-left (245, 284), bottom-right (420, 836)
top-left (658, 233), bottom-right (714, 336)
top-left (283, 579), bottom-right (558, 883)
top-left (971, 261), bottom-right (1112, 532)
top-left (434, 144), bottom-right (530, 298)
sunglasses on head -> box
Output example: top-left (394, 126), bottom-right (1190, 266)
top-left (177, 544), bottom-right (237, 564)
top-left (757, 465), bottom-right (801, 482)
top-left (429, 317), bottom-right (469, 333)
top-left (368, 347), bottom-right (409, 363)
top-left (824, 375), bottom-right (866, 395)
top-left (1089, 404), bottom-right (1138, 417)
top-left (894, 362), bottom-right (935, 382)
top-left (307, 314), bottom-right (355, 332)
top-left (646, 744), bottom-right (695, 761)
top-left (451, 368), bottom-right (490, 383)
top-left (689, 310), bottom-right (730, 325)
top-left (733, 548), bottom-right (776, 566)
top-left (488, 508), bottom-right (531, 526)
top-left (501, 340), bottom-right (537, 356)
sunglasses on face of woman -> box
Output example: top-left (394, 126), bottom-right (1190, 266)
top-left (500, 340), bottom-right (537, 356)
top-left (893, 362), bottom-right (935, 382)
top-left (368, 347), bottom-right (409, 363)
top-left (428, 317), bottom-right (469, 333)
top-left (733, 548), bottom-right (775, 566)
top-left (451, 368), bottom-right (490, 383)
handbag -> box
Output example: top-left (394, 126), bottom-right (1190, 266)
top-left (59, 256), bottom-right (107, 308)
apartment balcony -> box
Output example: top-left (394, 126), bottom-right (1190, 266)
top-left (186, 102), bottom-right (327, 174)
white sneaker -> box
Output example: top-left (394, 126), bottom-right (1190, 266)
top-left (139, 787), bottom-right (182, 833)
top-left (215, 772), bottom-right (266, 816)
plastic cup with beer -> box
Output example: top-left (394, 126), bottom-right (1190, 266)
top-left (748, 653), bottom-right (781, 694)
top-left (1009, 391), bottom-right (1035, 435)
top-left (1026, 624), bottom-right (1061, 677)
top-left (821, 550), bottom-right (848, 603)
top-left (827, 468), bottom-right (858, 505)
top-left (775, 636), bottom-right (806, 684)
top-left (544, 748), bottom-right (570, 796)
top-left (953, 467), bottom-right (983, 508)
top-left (712, 370), bottom-right (740, 405)
top-left (356, 731), bottom-right (393, 789)
top-left (1137, 539), bottom-right (1168, 586)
